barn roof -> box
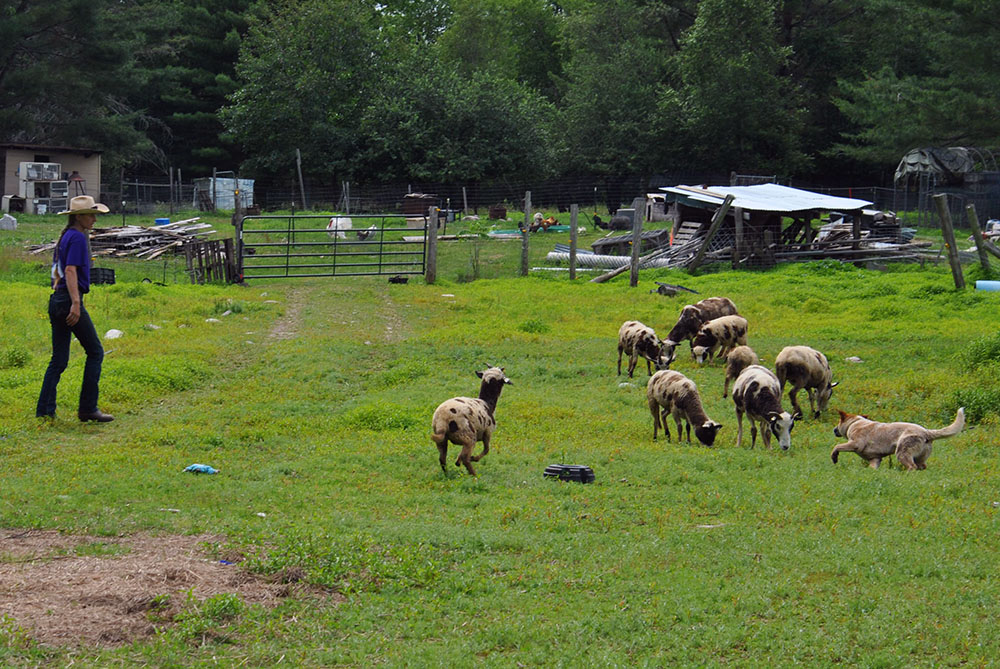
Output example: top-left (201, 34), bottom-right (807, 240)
top-left (660, 183), bottom-right (871, 214)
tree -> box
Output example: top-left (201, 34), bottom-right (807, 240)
top-left (0, 0), bottom-right (153, 167)
top-left (677, 0), bottom-right (807, 175)
top-left (220, 0), bottom-right (381, 180)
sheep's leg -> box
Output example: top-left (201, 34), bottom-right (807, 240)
top-left (675, 414), bottom-right (687, 443)
top-left (751, 421), bottom-right (760, 449)
top-left (788, 387), bottom-right (803, 419)
top-left (760, 421), bottom-right (771, 449)
top-left (435, 439), bottom-right (448, 473)
top-left (649, 399), bottom-right (663, 440)
top-left (617, 346), bottom-right (624, 376)
top-left (735, 410), bottom-right (744, 448)
top-left (807, 388), bottom-right (818, 418)
top-left (471, 435), bottom-right (489, 462)
top-left (455, 441), bottom-right (477, 476)
top-left (627, 353), bottom-right (638, 378)
top-left (645, 358), bottom-right (653, 375)
top-left (722, 377), bottom-right (730, 399)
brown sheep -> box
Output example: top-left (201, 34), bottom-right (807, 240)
top-left (722, 345), bottom-right (759, 398)
top-left (774, 345), bottom-right (838, 419)
top-left (662, 296), bottom-right (738, 360)
top-left (431, 366), bottom-right (511, 476)
top-left (691, 315), bottom-right (748, 364)
top-left (647, 370), bottom-right (723, 446)
top-left (731, 365), bottom-right (795, 450)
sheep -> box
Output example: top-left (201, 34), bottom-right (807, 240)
top-left (731, 365), bottom-right (795, 450)
top-left (431, 366), bottom-right (511, 476)
top-left (662, 296), bottom-right (739, 360)
top-left (774, 345), bottom-right (839, 419)
top-left (691, 315), bottom-right (748, 364)
top-left (618, 320), bottom-right (672, 378)
top-left (722, 345), bottom-right (759, 398)
top-left (326, 216), bottom-right (353, 239)
top-left (646, 370), bottom-right (723, 446)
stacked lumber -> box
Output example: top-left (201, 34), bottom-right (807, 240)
top-left (28, 217), bottom-right (217, 261)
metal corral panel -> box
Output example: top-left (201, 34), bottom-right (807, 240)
top-left (661, 183), bottom-right (872, 213)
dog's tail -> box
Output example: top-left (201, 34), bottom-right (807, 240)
top-left (927, 407), bottom-right (965, 440)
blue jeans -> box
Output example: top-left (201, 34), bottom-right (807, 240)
top-left (36, 291), bottom-right (104, 417)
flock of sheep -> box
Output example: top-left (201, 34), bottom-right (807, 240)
top-left (429, 295), bottom-right (839, 476)
top-left (618, 296), bottom-right (836, 453)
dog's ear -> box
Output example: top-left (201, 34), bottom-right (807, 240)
top-left (837, 409), bottom-right (848, 420)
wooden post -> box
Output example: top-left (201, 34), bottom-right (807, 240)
top-left (462, 186), bottom-right (469, 216)
top-left (295, 149), bottom-right (307, 210)
top-left (212, 167), bottom-right (217, 212)
top-left (933, 194), bottom-right (966, 289)
top-left (629, 196), bottom-right (645, 287)
top-left (569, 204), bottom-right (578, 280)
top-left (169, 167), bottom-right (175, 217)
top-left (688, 194), bottom-right (735, 272)
top-left (521, 190), bottom-right (531, 276)
top-left (732, 206), bottom-right (743, 269)
top-left (966, 204), bottom-right (992, 272)
top-left (425, 207), bottom-right (438, 284)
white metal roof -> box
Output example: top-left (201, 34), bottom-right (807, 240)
top-left (660, 183), bottom-right (872, 213)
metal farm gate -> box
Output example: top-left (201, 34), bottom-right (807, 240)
top-left (236, 214), bottom-right (427, 280)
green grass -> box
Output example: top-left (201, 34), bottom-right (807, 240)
top-left (2, 211), bottom-right (1000, 665)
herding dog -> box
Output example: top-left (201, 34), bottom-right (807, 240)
top-left (830, 407), bottom-right (965, 470)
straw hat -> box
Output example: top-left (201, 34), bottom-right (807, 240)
top-left (58, 195), bottom-right (110, 215)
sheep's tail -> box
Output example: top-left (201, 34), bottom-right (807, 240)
top-left (927, 407), bottom-right (965, 440)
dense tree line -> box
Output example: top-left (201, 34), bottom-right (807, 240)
top-left (3, 0), bottom-right (998, 186)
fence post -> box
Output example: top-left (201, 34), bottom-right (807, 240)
top-left (688, 194), bottom-right (735, 273)
top-left (569, 204), bottom-right (578, 280)
top-left (521, 190), bottom-right (531, 276)
top-left (629, 196), bottom-right (645, 287)
top-left (966, 204), bottom-right (992, 272)
top-left (425, 207), bottom-right (438, 284)
top-left (933, 194), bottom-right (966, 289)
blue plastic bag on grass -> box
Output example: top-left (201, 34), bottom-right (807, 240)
top-left (183, 463), bottom-right (219, 474)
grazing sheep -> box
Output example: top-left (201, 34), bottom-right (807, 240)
top-left (431, 366), bottom-right (511, 476)
top-left (691, 315), bottom-right (748, 364)
top-left (722, 345), bottom-right (759, 398)
top-left (731, 365), bottom-right (795, 450)
top-left (618, 320), bottom-right (671, 378)
top-left (775, 345), bottom-right (839, 419)
top-left (326, 216), bottom-right (353, 239)
top-left (662, 296), bottom-right (739, 360)
top-left (647, 370), bottom-right (723, 446)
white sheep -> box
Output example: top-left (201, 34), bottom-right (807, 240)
top-left (431, 366), bottom-right (511, 476)
top-left (691, 315), bottom-right (748, 364)
top-left (618, 320), bottom-right (672, 378)
top-left (326, 216), bottom-right (353, 239)
top-left (774, 345), bottom-right (838, 419)
top-left (731, 365), bottom-right (795, 450)
top-left (722, 345), bottom-right (759, 398)
top-left (646, 370), bottom-right (723, 446)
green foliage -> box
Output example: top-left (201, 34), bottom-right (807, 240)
top-left (338, 402), bottom-right (420, 431)
top-left (951, 387), bottom-right (1000, 423)
top-left (959, 332), bottom-right (1000, 370)
top-left (518, 319), bottom-right (550, 334)
top-left (0, 346), bottom-right (30, 370)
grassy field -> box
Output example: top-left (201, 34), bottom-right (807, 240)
top-left (2, 211), bottom-right (1000, 666)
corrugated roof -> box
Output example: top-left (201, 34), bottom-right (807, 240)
top-left (660, 183), bottom-right (871, 213)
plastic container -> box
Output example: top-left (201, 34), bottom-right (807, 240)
top-left (91, 267), bottom-right (115, 285)
top-left (543, 464), bottom-right (595, 483)
top-left (154, 217), bottom-right (170, 226)
top-left (975, 280), bottom-right (1000, 291)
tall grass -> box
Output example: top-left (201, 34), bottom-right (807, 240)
top-left (2, 229), bottom-right (1000, 665)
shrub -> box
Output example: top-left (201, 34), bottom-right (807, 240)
top-left (0, 345), bottom-right (30, 369)
top-left (518, 319), bottom-right (550, 334)
top-left (950, 387), bottom-right (1000, 423)
top-left (960, 332), bottom-right (1000, 370)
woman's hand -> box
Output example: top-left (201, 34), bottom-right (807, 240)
top-left (67, 302), bottom-right (81, 326)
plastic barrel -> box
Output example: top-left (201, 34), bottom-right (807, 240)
top-left (975, 280), bottom-right (1000, 291)
top-left (154, 217), bottom-right (170, 226)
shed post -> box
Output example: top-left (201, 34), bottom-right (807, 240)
top-left (732, 206), bottom-right (744, 269)
top-left (629, 196), bottom-right (645, 287)
top-left (965, 204), bottom-right (992, 272)
top-left (933, 194), bottom-right (966, 289)
top-left (569, 204), bottom-right (578, 280)
top-left (425, 207), bottom-right (438, 284)
top-left (688, 194), bottom-right (735, 272)
top-left (521, 191), bottom-right (531, 276)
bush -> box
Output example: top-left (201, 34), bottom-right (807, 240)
top-left (950, 387), bottom-right (1000, 423)
top-left (0, 345), bottom-right (30, 369)
top-left (960, 332), bottom-right (1000, 370)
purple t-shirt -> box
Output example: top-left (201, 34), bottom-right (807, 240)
top-left (55, 228), bottom-right (91, 294)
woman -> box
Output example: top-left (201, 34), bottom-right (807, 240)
top-left (36, 195), bottom-right (114, 422)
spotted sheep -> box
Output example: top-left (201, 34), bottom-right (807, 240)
top-left (731, 365), bottom-right (795, 450)
top-left (662, 296), bottom-right (739, 361)
top-left (646, 370), bottom-right (723, 446)
top-left (431, 366), bottom-right (511, 476)
top-left (722, 345), bottom-right (759, 398)
top-left (691, 315), bottom-right (748, 364)
top-left (774, 345), bottom-right (838, 419)
top-left (326, 216), bottom-right (353, 239)
top-left (617, 320), bottom-right (671, 378)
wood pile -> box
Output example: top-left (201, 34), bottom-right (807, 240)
top-left (28, 217), bottom-right (217, 261)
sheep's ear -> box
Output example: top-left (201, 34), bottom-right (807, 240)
top-left (476, 370), bottom-right (484, 379)
top-left (830, 381), bottom-right (839, 388)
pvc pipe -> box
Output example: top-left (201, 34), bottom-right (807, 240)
top-left (975, 280), bottom-right (1000, 291)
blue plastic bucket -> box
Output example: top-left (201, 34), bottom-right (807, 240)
top-left (975, 280), bottom-right (1000, 291)
top-left (154, 218), bottom-right (170, 226)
